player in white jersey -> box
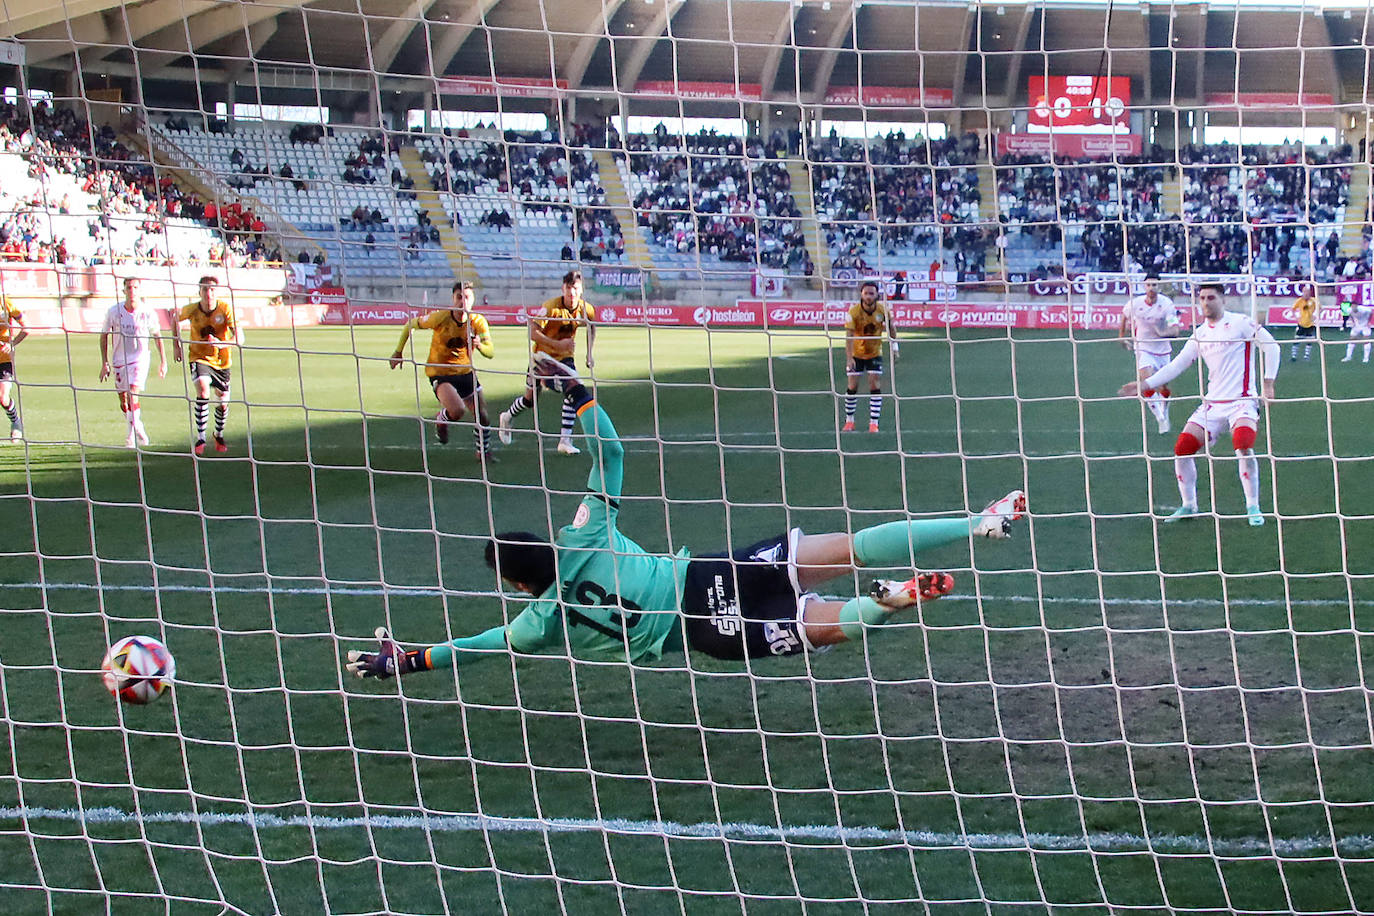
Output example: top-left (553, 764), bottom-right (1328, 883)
top-left (1342, 302), bottom-right (1372, 364)
top-left (99, 277), bottom-right (168, 447)
top-left (1120, 282), bottom-right (1279, 527)
top-left (1118, 273), bottom-right (1181, 433)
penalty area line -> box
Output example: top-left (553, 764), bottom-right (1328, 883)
top-left (0, 805), bottom-right (1369, 858)
top-left (0, 581), bottom-right (1350, 609)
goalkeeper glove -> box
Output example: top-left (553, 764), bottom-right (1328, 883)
top-left (345, 627), bottom-right (428, 679)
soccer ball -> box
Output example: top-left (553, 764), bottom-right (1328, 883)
top-left (101, 635), bottom-right (176, 705)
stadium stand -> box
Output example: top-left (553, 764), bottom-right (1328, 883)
top-left (0, 103), bottom-right (244, 268)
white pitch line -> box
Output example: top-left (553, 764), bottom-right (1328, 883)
top-left (0, 805), bottom-right (1368, 858)
top-left (0, 581), bottom-right (1354, 609)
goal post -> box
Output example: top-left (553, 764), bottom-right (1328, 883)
top-left (1, 2), bottom-right (1373, 914)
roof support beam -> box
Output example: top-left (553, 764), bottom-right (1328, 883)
top-left (999, 6), bottom-right (1037, 107)
top-left (369, 0), bottom-right (440, 76)
top-left (949, 6), bottom-right (978, 106)
top-left (566, 0), bottom-right (630, 89)
top-left (757, 5), bottom-right (798, 102)
top-left (803, 3), bottom-right (855, 103)
top-left (610, 0), bottom-right (684, 93)
top-left (426, 0), bottom-right (504, 81)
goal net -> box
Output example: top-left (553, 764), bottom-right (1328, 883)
top-left (2, 1), bottom-right (1373, 913)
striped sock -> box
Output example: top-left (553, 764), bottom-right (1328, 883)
top-left (1, 398), bottom-right (17, 426)
top-left (194, 398), bottom-right (208, 440)
top-left (507, 394), bottom-right (532, 418)
top-left (869, 393), bottom-right (882, 426)
top-left (844, 394), bottom-right (857, 420)
top-left (474, 424), bottom-right (491, 454)
top-left (560, 402), bottom-right (576, 438)
top-left (214, 403), bottom-right (228, 437)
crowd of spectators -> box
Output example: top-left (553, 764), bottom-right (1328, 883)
top-left (423, 128), bottom-right (625, 258)
top-left (989, 141), bottom-right (1357, 280)
top-left (626, 128), bottom-right (811, 271)
top-left (0, 102), bottom-right (273, 267)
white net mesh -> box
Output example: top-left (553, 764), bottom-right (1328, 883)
top-left (2, 1), bottom-right (1374, 913)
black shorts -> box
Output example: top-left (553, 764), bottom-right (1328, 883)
top-left (0, 361), bottom-right (12, 382)
top-left (848, 356), bottom-right (884, 376)
top-left (682, 531), bottom-right (812, 660)
top-left (431, 372), bottom-right (478, 400)
top-left (529, 356), bottom-right (577, 394)
top-left (1295, 325), bottom-right (1318, 339)
top-left (191, 362), bottom-right (231, 392)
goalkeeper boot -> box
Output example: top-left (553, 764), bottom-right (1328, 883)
top-left (1246, 505), bottom-right (1265, 527)
top-left (870, 572), bottom-right (955, 610)
top-left (434, 410), bottom-right (449, 444)
top-left (973, 489), bottom-right (1028, 539)
top-left (497, 410), bottom-right (513, 445)
top-left (1163, 505), bottom-right (1198, 523)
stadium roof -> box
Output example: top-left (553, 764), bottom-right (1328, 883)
top-left (3, 0), bottom-right (1372, 110)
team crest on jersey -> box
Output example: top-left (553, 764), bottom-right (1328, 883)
top-left (572, 503), bottom-right (591, 528)
top-left (212, 314), bottom-right (225, 326)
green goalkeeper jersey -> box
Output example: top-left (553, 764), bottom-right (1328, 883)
top-left (426, 403), bottom-right (689, 670)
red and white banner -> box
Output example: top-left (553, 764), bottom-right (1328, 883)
top-left (997, 132), bottom-right (1141, 158)
top-left (752, 270), bottom-right (786, 297)
top-left (635, 81), bottom-right (762, 102)
top-left (1028, 75), bottom-right (1131, 134)
top-left (822, 86), bottom-right (954, 108)
top-left (1206, 92), bottom-right (1335, 109)
top-left (436, 76), bottom-right (568, 99)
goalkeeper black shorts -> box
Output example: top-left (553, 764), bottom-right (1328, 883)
top-left (681, 531), bottom-right (809, 660)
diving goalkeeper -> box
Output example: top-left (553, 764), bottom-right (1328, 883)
top-left (345, 358), bottom-right (1026, 677)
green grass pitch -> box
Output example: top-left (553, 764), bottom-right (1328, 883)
top-left (2, 323), bottom-right (1374, 914)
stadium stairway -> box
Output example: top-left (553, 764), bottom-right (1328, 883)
top-left (785, 159), bottom-right (831, 288)
top-left (1341, 162), bottom-right (1370, 256)
top-left (978, 164), bottom-right (1002, 276)
top-left (1162, 164), bottom-right (1184, 220)
top-left (590, 149), bottom-right (655, 274)
top-left (135, 126), bottom-right (324, 262)
top-left (397, 145), bottom-right (474, 283)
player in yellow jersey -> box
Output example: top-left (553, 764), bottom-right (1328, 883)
top-left (390, 281), bottom-right (496, 460)
top-left (0, 294), bottom-right (28, 440)
top-left (497, 269), bottom-right (596, 455)
top-left (842, 280), bottom-right (898, 433)
top-left (1291, 283), bottom-right (1319, 362)
top-left (171, 275), bottom-right (242, 456)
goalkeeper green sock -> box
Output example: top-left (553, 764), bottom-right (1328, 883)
top-left (838, 597), bottom-right (891, 641)
top-left (853, 518), bottom-right (972, 568)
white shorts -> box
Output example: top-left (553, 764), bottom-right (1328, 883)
top-left (1134, 349), bottom-right (1172, 374)
top-left (1185, 400), bottom-right (1260, 445)
top-left (1351, 327), bottom-right (1371, 339)
top-left (112, 359), bottom-right (149, 393)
